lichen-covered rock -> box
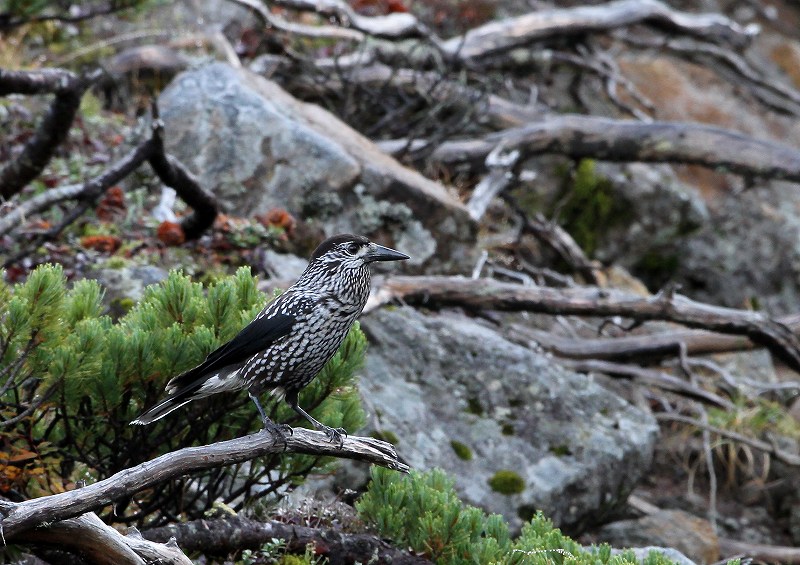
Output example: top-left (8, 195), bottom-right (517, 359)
top-left (159, 62), bottom-right (476, 273)
top-left (356, 307), bottom-right (658, 532)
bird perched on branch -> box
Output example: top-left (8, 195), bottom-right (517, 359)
top-left (131, 234), bottom-right (409, 444)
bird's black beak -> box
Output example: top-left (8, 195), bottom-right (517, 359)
top-left (365, 243), bottom-right (410, 263)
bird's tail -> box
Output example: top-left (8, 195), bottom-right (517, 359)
top-left (130, 381), bottom-right (203, 425)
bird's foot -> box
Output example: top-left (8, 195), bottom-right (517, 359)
top-left (261, 419), bottom-right (293, 448)
top-left (321, 425), bottom-right (347, 447)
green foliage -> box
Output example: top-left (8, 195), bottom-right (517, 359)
top-left (357, 467), bottom-right (512, 564)
top-left (0, 264), bottom-right (365, 524)
top-left (555, 159), bottom-right (630, 257)
top-left (238, 538), bottom-right (322, 565)
top-left (357, 467), bottom-right (690, 565)
top-left (488, 470), bottom-right (525, 495)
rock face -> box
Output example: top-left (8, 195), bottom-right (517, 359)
top-left (595, 510), bottom-right (719, 565)
top-left (675, 183), bottom-right (800, 311)
top-left (158, 62), bottom-right (476, 273)
top-left (358, 307), bottom-right (659, 532)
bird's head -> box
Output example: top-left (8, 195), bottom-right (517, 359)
top-left (308, 234), bottom-right (409, 270)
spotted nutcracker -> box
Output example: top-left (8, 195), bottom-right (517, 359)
top-left (131, 234), bottom-right (409, 444)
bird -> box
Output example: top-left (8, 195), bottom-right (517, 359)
top-left (131, 233), bottom-right (409, 444)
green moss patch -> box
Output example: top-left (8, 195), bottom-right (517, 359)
top-left (488, 470), bottom-right (525, 495)
top-left (450, 440), bottom-right (473, 461)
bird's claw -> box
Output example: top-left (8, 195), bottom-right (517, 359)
top-left (261, 420), bottom-right (293, 450)
top-left (322, 426), bottom-right (347, 447)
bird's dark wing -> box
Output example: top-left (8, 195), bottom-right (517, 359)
top-left (165, 312), bottom-right (295, 393)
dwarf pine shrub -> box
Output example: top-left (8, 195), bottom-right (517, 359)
top-left (0, 264), bottom-right (365, 526)
top-left (357, 467), bottom-right (699, 565)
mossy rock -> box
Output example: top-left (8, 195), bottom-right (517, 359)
top-left (554, 158), bottom-right (633, 257)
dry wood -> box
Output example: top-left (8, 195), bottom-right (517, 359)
top-left (517, 212), bottom-right (601, 285)
top-left (441, 0), bottom-right (756, 61)
top-left (270, 0), bottom-right (425, 39)
top-left (230, 0), bottom-right (365, 42)
top-left (0, 68), bottom-right (101, 200)
top-left (0, 428), bottom-right (406, 541)
top-left (368, 276), bottom-right (800, 372)
top-left (544, 358), bottom-right (734, 409)
top-left (719, 537), bottom-right (800, 564)
top-left (0, 109), bottom-right (218, 251)
top-left (390, 115), bottom-right (800, 185)
top-left (14, 511), bottom-right (191, 565)
top-left (507, 325), bottom-right (753, 362)
top-left (143, 516), bottom-right (432, 564)
top-left (275, 0), bottom-right (754, 67)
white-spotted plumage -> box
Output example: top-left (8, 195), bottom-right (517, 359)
top-left (130, 234), bottom-right (409, 444)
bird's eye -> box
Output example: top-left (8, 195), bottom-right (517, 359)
top-left (346, 243), bottom-right (360, 254)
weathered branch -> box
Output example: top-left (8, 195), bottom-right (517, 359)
top-left (146, 113), bottom-right (219, 240)
top-left (0, 68), bottom-right (101, 200)
top-left (143, 516), bottom-right (431, 564)
top-left (0, 428), bottom-right (406, 540)
top-left (15, 511), bottom-right (191, 565)
top-left (441, 0), bottom-right (756, 61)
top-left (380, 115), bottom-right (800, 185)
top-left (507, 324), bottom-right (753, 363)
top-left (270, 0), bottom-right (426, 39)
top-left (555, 358), bottom-right (735, 409)
top-left (271, 0), bottom-right (754, 70)
top-left (0, 111), bottom-right (218, 244)
top-left (368, 276), bottom-right (800, 372)
top-left (230, 0), bottom-right (365, 42)
top-left (719, 537), bottom-right (800, 564)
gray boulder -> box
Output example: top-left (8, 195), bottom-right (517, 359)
top-left (674, 181), bottom-right (800, 311)
top-left (158, 62), bottom-right (476, 273)
top-left (357, 307), bottom-right (659, 532)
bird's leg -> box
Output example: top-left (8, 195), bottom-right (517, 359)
top-left (285, 392), bottom-right (346, 447)
top-left (249, 392), bottom-right (293, 438)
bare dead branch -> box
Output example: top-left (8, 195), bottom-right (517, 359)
top-left (0, 68), bottom-right (101, 200)
top-left (385, 115), bottom-right (800, 185)
top-left (269, 0), bottom-right (427, 39)
top-left (143, 515), bottom-right (432, 564)
top-left (441, 0), bottom-right (757, 61)
top-left (0, 428), bottom-right (406, 540)
top-left (0, 113), bottom-right (219, 248)
top-left (719, 537), bottom-right (800, 564)
top-left (14, 511), bottom-right (191, 565)
top-left (147, 111), bottom-right (219, 240)
top-left (556, 358), bottom-right (735, 409)
top-left (517, 210), bottom-right (601, 285)
top-left (506, 324), bottom-right (752, 363)
top-left (368, 276), bottom-right (800, 372)
top-left (466, 144), bottom-right (520, 220)
top-left (229, 0), bottom-right (364, 42)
